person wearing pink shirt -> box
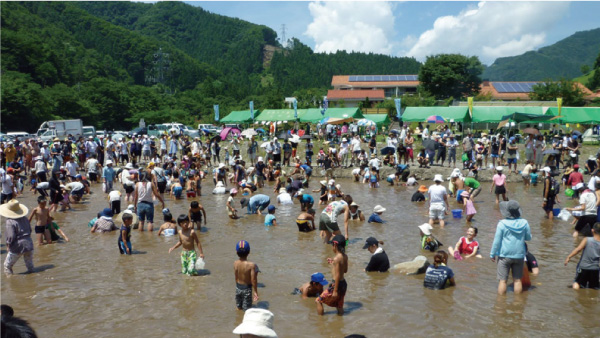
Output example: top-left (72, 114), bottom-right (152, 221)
top-left (490, 166), bottom-right (508, 204)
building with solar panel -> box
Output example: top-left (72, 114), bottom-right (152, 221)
top-left (328, 75), bottom-right (419, 107)
top-left (479, 80), bottom-right (599, 101)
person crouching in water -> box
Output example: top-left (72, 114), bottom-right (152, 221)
top-left (424, 250), bottom-right (455, 290)
top-left (298, 272), bottom-right (328, 299)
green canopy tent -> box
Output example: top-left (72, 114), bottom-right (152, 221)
top-left (219, 110), bottom-right (261, 124)
top-left (547, 107), bottom-right (600, 124)
top-left (364, 114), bottom-right (391, 127)
top-left (254, 109), bottom-right (307, 122)
top-left (471, 106), bottom-right (550, 123)
top-left (401, 106), bottom-right (471, 122)
top-left (299, 108), bottom-right (364, 123)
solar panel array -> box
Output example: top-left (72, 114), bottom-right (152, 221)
top-left (348, 75), bottom-right (418, 82)
top-left (491, 82), bottom-right (540, 93)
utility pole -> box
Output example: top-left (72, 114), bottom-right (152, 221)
top-left (280, 24), bottom-right (287, 48)
top-left (146, 47), bottom-right (172, 94)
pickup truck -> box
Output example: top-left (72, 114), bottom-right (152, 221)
top-left (38, 119), bottom-right (84, 141)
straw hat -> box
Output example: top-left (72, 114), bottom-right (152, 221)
top-left (319, 180), bottom-right (327, 186)
top-left (116, 209), bottom-right (138, 225)
top-left (232, 308), bottom-right (277, 338)
top-left (0, 200), bottom-right (29, 219)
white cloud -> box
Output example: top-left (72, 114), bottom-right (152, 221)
top-left (305, 1), bottom-right (396, 54)
top-left (405, 1), bottom-right (570, 64)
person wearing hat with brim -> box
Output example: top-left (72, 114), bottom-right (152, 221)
top-left (368, 205), bottom-right (386, 224)
top-left (490, 166), bottom-right (509, 204)
top-left (411, 185), bottom-right (428, 202)
top-left (232, 308), bottom-right (278, 338)
top-left (567, 164), bottom-right (585, 199)
top-left (313, 180), bottom-right (328, 205)
top-left (294, 189), bottom-right (314, 211)
top-left (102, 160), bottom-right (116, 193)
top-left (1, 200), bottom-right (35, 275)
top-left (585, 155), bottom-right (598, 175)
top-left (490, 200), bottom-right (532, 295)
top-left (363, 237), bottom-right (389, 272)
top-left (566, 182), bottom-right (598, 238)
top-left (428, 174), bottom-right (450, 227)
top-left (348, 202), bottom-right (364, 221)
top-left (541, 166), bottom-right (561, 220)
top-left (418, 223), bottom-right (441, 252)
top-left (240, 194), bottom-right (271, 215)
top-left (276, 187), bottom-right (293, 205)
top-left (91, 208), bottom-right (118, 233)
top-left (298, 272), bottom-right (328, 298)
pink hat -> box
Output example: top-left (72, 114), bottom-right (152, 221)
top-left (230, 188), bottom-right (238, 195)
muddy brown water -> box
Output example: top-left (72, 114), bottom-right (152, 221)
top-left (2, 178), bottom-right (599, 337)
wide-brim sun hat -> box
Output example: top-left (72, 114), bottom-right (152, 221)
top-left (374, 205), bottom-right (386, 213)
top-left (0, 200), bottom-right (29, 219)
top-left (218, 163), bottom-right (225, 169)
top-left (433, 174), bottom-right (443, 182)
top-left (418, 185), bottom-right (428, 193)
top-left (232, 308), bottom-right (277, 338)
top-left (320, 180), bottom-right (327, 186)
top-left (418, 223), bottom-right (433, 236)
top-left (500, 200), bottom-right (523, 219)
top-left (496, 166), bottom-right (504, 171)
top-left (116, 209), bottom-right (138, 225)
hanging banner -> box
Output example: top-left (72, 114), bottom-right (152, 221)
top-left (394, 98), bottom-right (402, 119)
top-left (250, 101), bottom-right (254, 121)
top-left (293, 99), bottom-right (298, 120)
top-left (214, 104), bottom-right (219, 122)
top-left (467, 97), bottom-right (473, 118)
top-left (321, 97), bottom-right (328, 116)
top-left (557, 97), bottom-right (563, 116)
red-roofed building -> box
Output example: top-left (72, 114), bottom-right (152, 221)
top-left (329, 75), bottom-right (419, 107)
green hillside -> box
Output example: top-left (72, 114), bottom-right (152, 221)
top-left (1, 1), bottom-right (424, 132)
top-left (483, 28), bottom-right (600, 81)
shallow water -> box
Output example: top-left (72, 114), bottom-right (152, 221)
top-left (2, 178), bottom-right (599, 337)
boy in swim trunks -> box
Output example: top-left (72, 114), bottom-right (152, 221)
top-left (234, 240), bottom-right (259, 310)
top-left (186, 174), bottom-right (197, 198)
top-left (317, 234), bottom-right (348, 316)
top-left (170, 172), bottom-right (183, 199)
top-left (168, 215), bottom-right (204, 276)
top-left (28, 196), bottom-right (52, 245)
top-left (188, 201), bottom-right (207, 230)
top-left (157, 212), bottom-right (178, 236)
top-left (299, 272), bottom-right (328, 299)
top-left (296, 209), bottom-right (316, 232)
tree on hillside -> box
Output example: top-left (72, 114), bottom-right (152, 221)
top-left (587, 50), bottom-right (600, 90)
top-left (418, 54), bottom-right (484, 99)
top-left (529, 79), bottom-right (585, 106)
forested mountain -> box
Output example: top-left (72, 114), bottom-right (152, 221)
top-left (1, 1), bottom-right (422, 132)
top-left (483, 28), bottom-right (600, 81)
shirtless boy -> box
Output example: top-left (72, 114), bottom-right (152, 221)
top-left (28, 196), bottom-right (52, 245)
top-left (233, 240), bottom-right (259, 311)
top-left (317, 234), bottom-right (349, 316)
top-left (188, 201), bottom-right (207, 230)
top-left (168, 215), bottom-right (204, 276)
top-left (299, 272), bottom-right (328, 299)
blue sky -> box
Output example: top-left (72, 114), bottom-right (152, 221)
top-left (187, 1), bottom-right (600, 65)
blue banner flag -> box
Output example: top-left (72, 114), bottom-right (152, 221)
top-left (321, 97), bottom-right (328, 116)
top-left (394, 98), bottom-right (401, 119)
top-left (214, 104), bottom-right (220, 122)
top-left (250, 101), bottom-right (254, 120)
top-left (293, 99), bottom-right (298, 119)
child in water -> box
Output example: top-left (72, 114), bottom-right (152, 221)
top-left (298, 272), bottom-right (328, 299)
top-left (264, 205), bottom-right (277, 226)
top-left (448, 227), bottom-right (481, 260)
top-left (188, 201), bottom-right (207, 230)
top-left (227, 188), bottom-right (239, 219)
top-left (170, 172), bottom-right (183, 199)
top-left (530, 168), bottom-right (539, 187)
top-left (418, 223), bottom-right (442, 252)
top-left (29, 196), bottom-right (53, 245)
top-left (234, 240), bottom-right (259, 310)
top-left (313, 180), bottom-right (328, 205)
top-left (564, 222), bottom-right (600, 290)
top-left (157, 212), bottom-right (178, 236)
top-left (168, 215), bottom-right (204, 276)
top-left (118, 212), bottom-right (134, 255)
top-left (460, 191), bottom-right (476, 222)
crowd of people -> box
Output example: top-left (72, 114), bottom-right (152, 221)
top-left (1, 124), bottom-right (599, 337)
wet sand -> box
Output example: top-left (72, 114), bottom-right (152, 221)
top-left (1, 179), bottom-right (599, 337)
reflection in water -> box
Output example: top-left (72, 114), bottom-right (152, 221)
top-left (1, 180), bottom-right (598, 337)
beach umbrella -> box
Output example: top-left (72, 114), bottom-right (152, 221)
top-left (255, 128), bottom-right (265, 134)
top-left (543, 149), bottom-right (560, 156)
top-left (426, 115), bottom-right (446, 124)
top-left (380, 146), bottom-right (396, 155)
top-left (290, 134), bottom-right (301, 143)
top-left (522, 128), bottom-right (540, 135)
top-left (241, 129), bottom-right (258, 137)
top-left (390, 129), bottom-right (400, 134)
top-left (356, 119), bottom-right (375, 127)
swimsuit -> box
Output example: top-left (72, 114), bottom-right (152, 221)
top-left (296, 219), bottom-right (313, 232)
top-left (235, 283), bottom-right (253, 310)
top-left (190, 210), bottom-right (202, 222)
top-left (162, 228), bottom-right (175, 236)
top-left (180, 250), bottom-right (198, 276)
top-left (172, 186), bottom-right (183, 198)
top-left (318, 279), bottom-right (347, 308)
top-left (35, 224), bottom-right (48, 234)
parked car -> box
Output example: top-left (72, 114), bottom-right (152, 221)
top-left (198, 124), bottom-right (220, 134)
top-left (148, 124), bottom-right (169, 137)
top-left (128, 127), bottom-right (148, 138)
top-left (162, 123), bottom-right (199, 138)
top-left (7, 131), bottom-right (32, 141)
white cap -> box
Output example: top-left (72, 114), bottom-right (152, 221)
top-left (418, 223), bottom-right (433, 236)
top-left (433, 174), bottom-right (443, 182)
top-left (496, 166), bottom-right (504, 171)
top-left (106, 160), bottom-right (113, 165)
top-left (541, 167), bottom-right (551, 173)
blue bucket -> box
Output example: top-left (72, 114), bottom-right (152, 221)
top-left (552, 208), bottom-right (560, 217)
top-left (452, 209), bottom-right (463, 218)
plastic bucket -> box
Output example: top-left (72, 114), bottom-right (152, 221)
top-left (452, 209), bottom-right (462, 218)
top-left (552, 208), bottom-right (560, 217)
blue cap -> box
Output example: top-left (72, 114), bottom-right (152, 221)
top-left (75, 174), bottom-right (82, 179)
top-left (162, 208), bottom-right (170, 215)
top-left (267, 205), bottom-right (276, 212)
top-left (100, 208), bottom-right (113, 218)
top-left (311, 272), bottom-right (329, 286)
top-left (236, 240), bottom-right (250, 254)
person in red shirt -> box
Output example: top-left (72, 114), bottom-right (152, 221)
top-left (567, 164), bottom-right (585, 198)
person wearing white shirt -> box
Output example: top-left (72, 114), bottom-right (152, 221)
top-left (277, 188), bottom-right (293, 205)
top-left (339, 138), bottom-right (350, 167)
top-left (65, 158), bottom-right (79, 180)
top-left (351, 136), bottom-right (361, 166)
top-left (118, 139), bottom-right (129, 164)
top-left (446, 136), bottom-right (459, 167)
top-left (34, 156), bottom-right (48, 182)
top-left (588, 173), bottom-right (600, 191)
top-left (422, 125), bottom-right (430, 140)
top-left (428, 175), bottom-right (449, 227)
top-left (368, 155), bottom-right (380, 171)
